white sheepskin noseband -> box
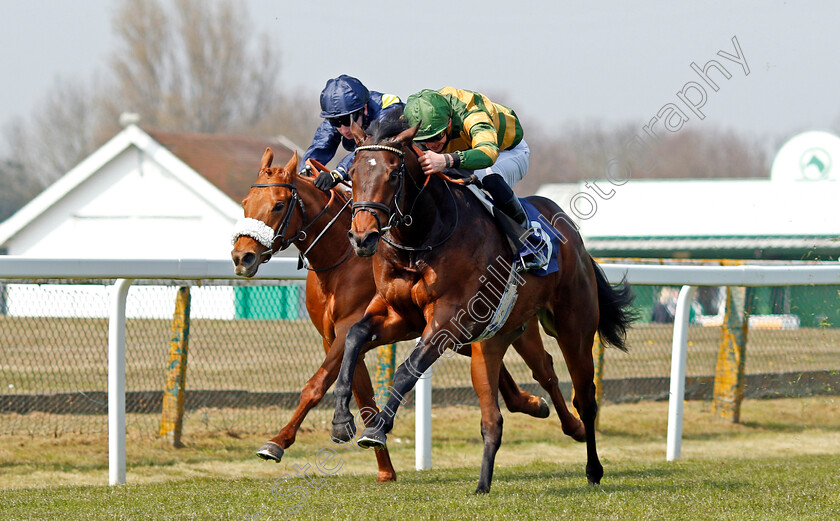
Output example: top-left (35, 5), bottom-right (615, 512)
top-left (232, 218), bottom-right (275, 248)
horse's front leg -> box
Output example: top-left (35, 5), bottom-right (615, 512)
top-left (357, 310), bottom-right (462, 449)
top-left (331, 296), bottom-right (404, 443)
top-left (259, 318), bottom-right (396, 483)
top-left (257, 336), bottom-right (339, 462)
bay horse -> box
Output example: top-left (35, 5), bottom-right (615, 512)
top-left (231, 148), bottom-right (585, 483)
top-left (330, 116), bottom-right (635, 493)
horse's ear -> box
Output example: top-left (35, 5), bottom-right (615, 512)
top-left (351, 119), bottom-right (367, 146)
top-left (261, 147), bottom-right (274, 169)
top-left (395, 123), bottom-right (420, 146)
top-left (283, 150), bottom-right (298, 174)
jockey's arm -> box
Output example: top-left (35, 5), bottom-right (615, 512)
top-left (334, 152), bottom-right (354, 181)
top-left (302, 119), bottom-right (342, 167)
top-left (458, 118), bottom-right (500, 170)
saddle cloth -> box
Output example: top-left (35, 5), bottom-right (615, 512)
top-left (464, 184), bottom-right (562, 277)
top-left (460, 184), bottom-right (563, 342)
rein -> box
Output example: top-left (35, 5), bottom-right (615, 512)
top-left (299, 194), bottom-right (354, 272)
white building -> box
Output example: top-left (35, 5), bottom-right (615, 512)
top-left (536, 130), bottom-right (840, 326)
top-left (537, 130), bottom-right (840, 260)
top-left (0, 123), bottom-right (301, 318)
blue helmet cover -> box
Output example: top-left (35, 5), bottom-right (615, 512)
top-left (319, 75), bottom-right (370, 118)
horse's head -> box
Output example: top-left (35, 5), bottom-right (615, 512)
top-left (231, 147), bottom-right (301, 277)
top-left (347, 120), bottom-right (420, 257)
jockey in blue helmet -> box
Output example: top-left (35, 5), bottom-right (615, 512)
top-left (302, 75), bottom-right (403, 190)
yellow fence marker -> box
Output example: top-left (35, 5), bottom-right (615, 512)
top-left (160, 286), bottom-right (191, 447)
top-left (713, 286), bottom-right (752, 422)
top-left (375, 343), bottom-right (396, 405)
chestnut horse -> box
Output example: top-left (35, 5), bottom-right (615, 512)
top-left (231, 149), bottom-right (584, 483)
top-left (330, 116), bottom-right (635, 493)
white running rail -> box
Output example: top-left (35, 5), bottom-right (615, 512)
top-left (2, 257), bottom-right (840, 482)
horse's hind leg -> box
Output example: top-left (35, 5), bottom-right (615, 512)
top-left (549, 313), bottom-right (603, 485)
top-left (513, 316), bottom-right (585, 441)
top-left (470, 337), bottom-right (507, 494)
top-left (497, 362), bottom-right (550, 419)
top-left (459, 341), bottom-right (548, 419)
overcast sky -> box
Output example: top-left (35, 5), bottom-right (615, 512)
top-left (1, 0), bottom-right (839, 155)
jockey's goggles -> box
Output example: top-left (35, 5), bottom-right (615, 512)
top-left (328, 110), bottom-right (363, 128)
top-left (416, 129), bottom-right (447, 144)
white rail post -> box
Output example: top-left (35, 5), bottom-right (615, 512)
top-left (415, 367), bottom-right (432, 470)
top-left (666, 285), bottom-right (697, 461)
top-left (109, 278), bottom-right (133, 485)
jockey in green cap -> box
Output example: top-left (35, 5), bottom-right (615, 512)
top-left (404, 86), bottom-right (548, 272)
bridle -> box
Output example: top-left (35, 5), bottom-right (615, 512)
top-left (245, 174), bottom-right (349, 266)
top-left (249, 181), bottom-right (305, 260)
top-left (351, 144), bottom-right (458, 252)
top-left (351, 145), bottom-right (412, 232)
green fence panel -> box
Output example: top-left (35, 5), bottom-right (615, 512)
top-left (234, 285), bottom-right (300, 320)
top-left (790, 285), bottom-right (840, 327)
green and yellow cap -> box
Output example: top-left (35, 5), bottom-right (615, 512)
top-left (404, 89), bottom-right (451, 140)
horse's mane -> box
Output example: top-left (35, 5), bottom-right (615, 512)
top-left (368, 106), bottom-right (409, 143)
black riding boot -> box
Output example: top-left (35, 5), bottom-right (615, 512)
top-left (481, 174), bottom-right (548, 272)
top-left (481, 173), bottom-right (527, 227)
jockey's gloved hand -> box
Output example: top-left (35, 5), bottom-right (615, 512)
top-left (298, 164), bottom-right (313, 177)
top-left (314, 170), bottom-right (343, 191)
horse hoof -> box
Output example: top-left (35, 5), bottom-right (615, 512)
top-left (474, 485), bottom-right (490, 494)
top-left (586, 463), bottom-right (604, 485)
top-left (358, 429), bottom-right (386, 449)
top-left (330, 420), bottom-right (356, 444)
top-left (536, 397), bottom-right (551, 418)
top-left (377, 471), bottom-right (397, 483)
top-left (256, 441), bottom-right (284, 462)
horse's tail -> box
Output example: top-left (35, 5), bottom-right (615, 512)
top-left (590, 257), bottom-right (637, 352)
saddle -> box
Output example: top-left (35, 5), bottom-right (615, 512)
top-left (454, 175), bottom-right (558, 277)
top-left (432, 176), bottom-right (559, 342)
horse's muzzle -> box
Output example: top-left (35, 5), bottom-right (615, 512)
top-left (231, 247), bottom-right (260, 277)
top-left (348, 230), bottom-right (379, 257)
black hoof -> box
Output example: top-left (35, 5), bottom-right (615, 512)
top-left (536, 397), bottom-right (551, 419)
top-left (330, 420), bottom-right (356, 443)
top-left (474, 485), bottom-right (490, 494)
top-left (256, 441), bottom-right (284, 462)
top-left (586, 463), bottom-right (604, 485)
top-left (358, 428), bottom-right (386, 449)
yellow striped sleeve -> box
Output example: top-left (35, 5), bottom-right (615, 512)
top-left (473, 143), bottom-right (500, 164)
top-left (501, 112), bottom-right (519, 148)
top-left (464, 111), bottom-right (500, 166)
top-left (464, 110), bottom-right (493, 131)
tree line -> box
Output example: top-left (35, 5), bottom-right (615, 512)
top-left (1, 0), bottom-right (771, 222)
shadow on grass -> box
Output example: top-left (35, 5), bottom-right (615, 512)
top-left (0, 459), bottom-right (107, 472)
top-left (602, 419), bottom-right (837, 443)
top-left (402, 462), bottom-right (682, 489)
top-left (383, 464), bottom-right (749, 500)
